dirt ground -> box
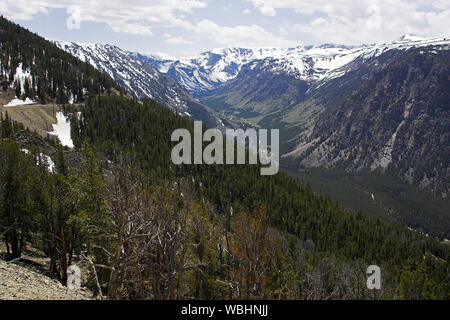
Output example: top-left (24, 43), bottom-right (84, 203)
top-left (1, 104), bottom-right (61, 137)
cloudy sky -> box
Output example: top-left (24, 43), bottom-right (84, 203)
top-left (1, 0), bottom-right (450, 56)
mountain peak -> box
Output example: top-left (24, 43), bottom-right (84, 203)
top-left (398, 34), bottom-right (426, 42)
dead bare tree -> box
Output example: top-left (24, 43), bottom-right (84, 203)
top-left (226, 207), bottom-right (271, 299)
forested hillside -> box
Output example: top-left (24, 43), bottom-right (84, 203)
top-left (66, 95), bottom-right (450, 298)
top-left (0, 16), bottom-right (448, 300)
top-left (1, 93), bottom-right (449, 300)
top-left (0, 16), bottom-right (123, 104)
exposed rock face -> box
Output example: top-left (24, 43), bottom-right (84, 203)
top-left (12, 131), bottom-right (117, 185)
top-left (288, 48), bottom-right (450, 196)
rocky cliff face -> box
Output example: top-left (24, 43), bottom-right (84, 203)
top-left (286, 47), bottom-right (450, 197)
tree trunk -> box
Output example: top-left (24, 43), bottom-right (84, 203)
top-left (5, 232), bottom-right (10, 255)
top-left (60, 226), bottom-right (68, 283)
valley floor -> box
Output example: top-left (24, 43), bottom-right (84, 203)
top-left (283, 166), bottom-right (450, 240)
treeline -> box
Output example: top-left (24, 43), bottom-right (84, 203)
top-left (0, 16), bottom-right (123, 104)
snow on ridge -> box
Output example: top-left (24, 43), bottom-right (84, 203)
top-left (3, 97), bottom-right (35, 107)
top-left (141, 35), bottom-right (450, 93)
top-left (48, 112), bottom-right (74, 148)
top-left (142, 52), bottom-right (177, 61)
top-left (56, 35), bottom-right (450, 98)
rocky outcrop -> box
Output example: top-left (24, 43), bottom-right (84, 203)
top-left (289, 47), bottom-right (450, 197)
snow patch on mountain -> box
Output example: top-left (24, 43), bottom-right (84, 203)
top-left (11, 63), bottom-right (32, 95)
top-left (54, 41), bottom-right (160, 100)
top-left (48, 112), bottom-right (74, 148)
top-left (3, 97), bottom-right (35, 107)
top-left (21, 149), bottom-right (55, 173)
top-left (38, 153), bottom-right (55, 173)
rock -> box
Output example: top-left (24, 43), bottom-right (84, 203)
top-left (0, 255), bottom-right (93, 300)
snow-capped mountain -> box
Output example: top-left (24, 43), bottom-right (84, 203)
top-left (285, 43), bottom-right (450, 198)
top-left (54, 41), bottom-right (223, 128)
top-left (131, 47), bottom-right (305, 96)
top-left (136, 35), bottom-right (450, 96)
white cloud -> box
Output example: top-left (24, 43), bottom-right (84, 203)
top-left (258, 6), bottom-right (276, 16)
top-left (164, 36), bottom-right (192, 45)
top-left (252, 0), bottom-right (450, 44)
top-left (2, 0), bottom-right (449, 52)
top-left (0, 0), bottom-right (206, 36)
top-left (247, 0), bottom-right (276, 16)
top-left (309, 18), bottom-right (327, 28)
top-left (195, 20), bottom-right (298, 48)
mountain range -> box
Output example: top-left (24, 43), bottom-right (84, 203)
top-left (139, 35), bottom-right (450, 95)
top-left (137, 35), bottom-right (450, 191)
top-left (16, 31), bottom-right (450, 238)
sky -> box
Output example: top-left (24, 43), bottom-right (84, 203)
top-left (1, 0), bottom-right (450, 57)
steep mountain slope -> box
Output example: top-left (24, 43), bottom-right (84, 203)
top-left (280, 47), bottom-right (450, 238)
top-left (54, 41), bottom-right (224, 129)
top-left (286, 47), bottom-right (450, 194)
top-left (0, 17), bottom-right (122, 105)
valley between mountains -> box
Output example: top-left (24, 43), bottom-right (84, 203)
top-left (55, 35), bottom-right (450, 239)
